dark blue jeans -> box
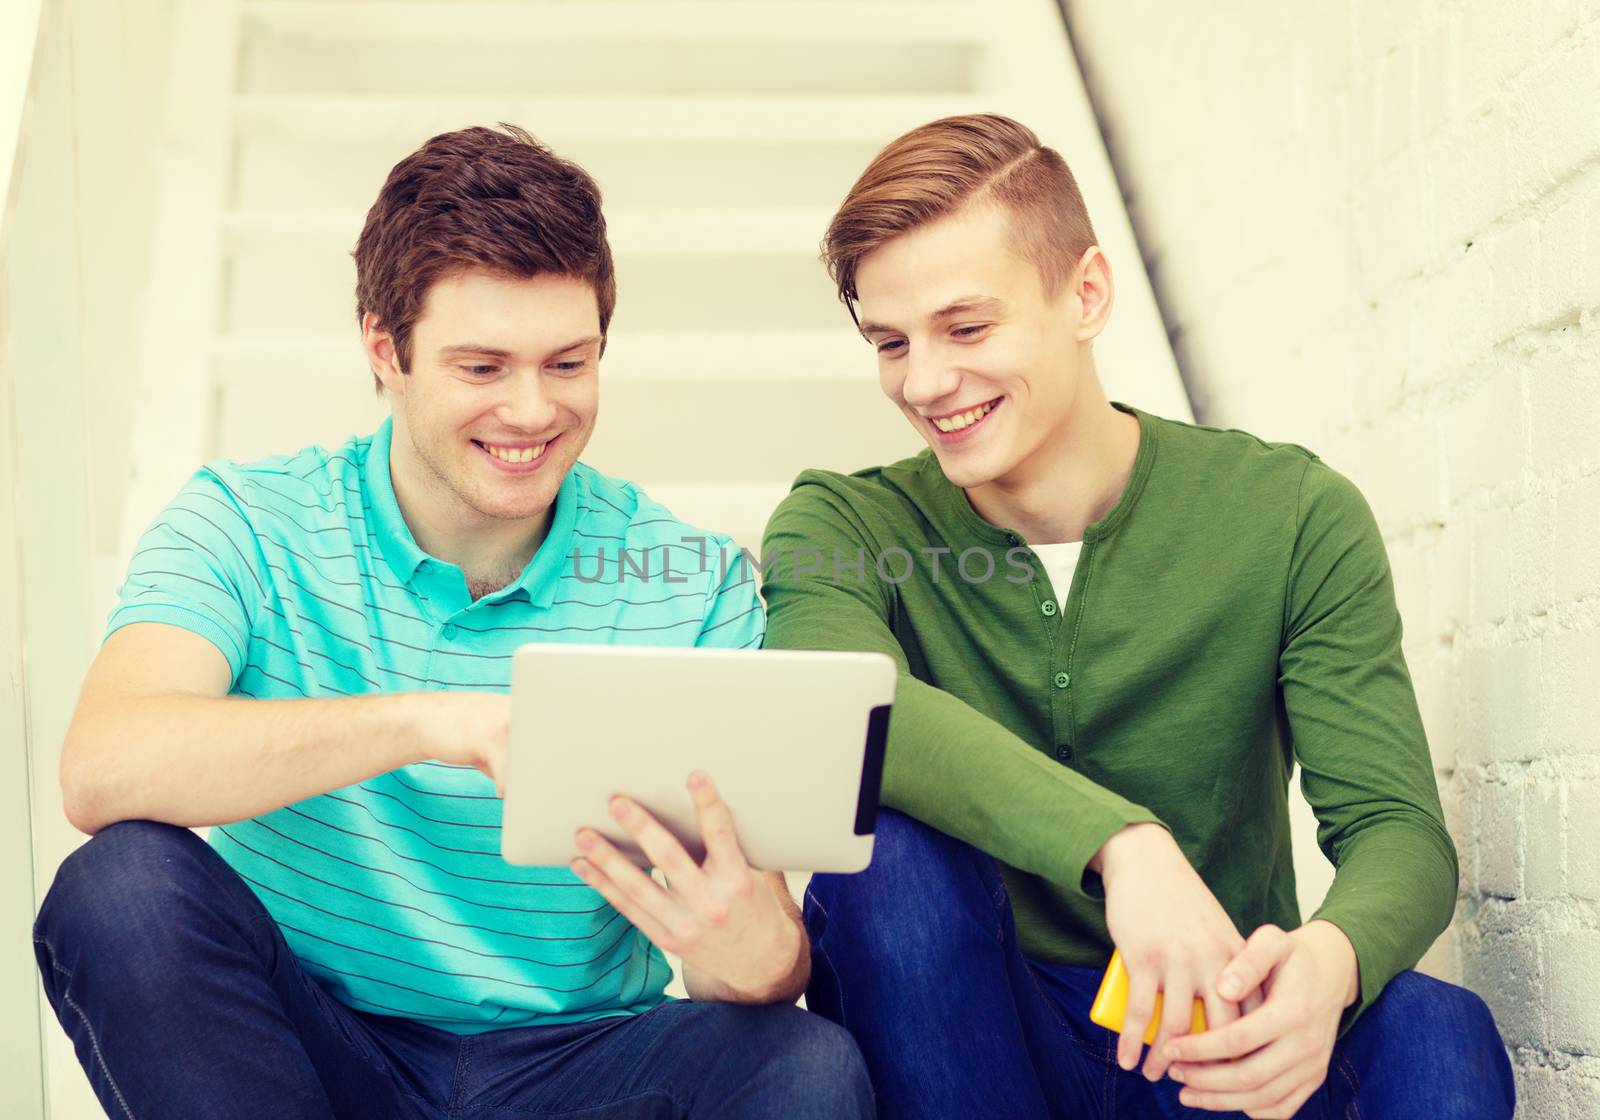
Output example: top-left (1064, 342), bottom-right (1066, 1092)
top-left (806, 810), bottom-right (1515, 1120)
top-left (33, 820), bottom-right (873, 1120)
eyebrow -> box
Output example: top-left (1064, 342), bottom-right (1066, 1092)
top-left (436, 335), bottom-right (603, 360)
top-left (857, 295), bottom-right (1007, 337)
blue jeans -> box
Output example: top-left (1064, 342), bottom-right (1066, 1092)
top-left (805, 810), bottom-right (1514, 1120)
top-left (33, 820), bottom-right (873, 1120)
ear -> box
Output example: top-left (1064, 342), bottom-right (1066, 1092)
top-left (1073, 246), bottom-right (1115, 344)
top-left (362, 312), bottom-right (406, 397)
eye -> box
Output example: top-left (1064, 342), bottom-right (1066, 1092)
top-left (952, 324), bottom-right (990, 340)
top-left (549, 359), bottom-right (589, 374)
top-left (875, 339), bottom-right (906, 356)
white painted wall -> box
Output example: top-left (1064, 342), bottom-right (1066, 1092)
top-left (1068, 0), bottom-right (1600, 1112)
top-left (1, 1), bottom-right (182, 1115)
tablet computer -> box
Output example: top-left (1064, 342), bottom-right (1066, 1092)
top-left (502, 644), bottom-right (896, 873)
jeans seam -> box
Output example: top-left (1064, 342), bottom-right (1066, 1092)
top-left (469, 1087), bottom-right (681, 1117)
top-left (451, 1035), bottom-right (475, 1110)
top-left (43, 956), bottom-right (136, 1120)
top-left (1332, 1047), bottom-right (1362, 1120)
top-left (804, 888), bottom-right (849, 1032)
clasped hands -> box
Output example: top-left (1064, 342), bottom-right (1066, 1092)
top-left (1094, 823), bottom-right (1360, 1119)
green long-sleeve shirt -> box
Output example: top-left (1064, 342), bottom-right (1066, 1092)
top-left (760, 400), bottom-right (1457, 1027)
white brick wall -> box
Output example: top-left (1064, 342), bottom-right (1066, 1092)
top-left (1068, 0), bottom-right (1600, 1108)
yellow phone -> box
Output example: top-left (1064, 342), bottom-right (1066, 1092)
top-left (1089, 950), bottom-right (1208, 1044)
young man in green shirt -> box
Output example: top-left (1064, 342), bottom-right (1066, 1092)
top-left (760, 114), bottom-right (1513, 1118)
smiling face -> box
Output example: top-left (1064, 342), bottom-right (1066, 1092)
top-left (368, 269), bottom-right (602, 534)
top-left (854, 203), bottom-right (1101, 490)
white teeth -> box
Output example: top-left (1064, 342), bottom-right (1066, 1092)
top-left (485, 442), bottom-right (547, 464)
top-left (932, 401), bottom-right (994, 433)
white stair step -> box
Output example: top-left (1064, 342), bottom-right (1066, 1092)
top-left (215, 364), bottom-right (922, 484)
top-left (220, 241), bottom-right (843, 335)
top-left (232, 132), bottom-right (883, 211)
top-left (223, 206), bottom-right (835, 259)
top-left (240, 2), bottom-right (988, 44)
top-left (233, 93), bottom-right (985, 146)
top-left (239, 4), bottom-right (983, 98)
top-left (212, 329), bottom-right (875, 385)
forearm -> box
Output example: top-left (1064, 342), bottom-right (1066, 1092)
top-left (882, 674), bottom-right (1159, 897)
top-left (1310, 820), bottom-right (1458, 1028)
top-left (62, 691), bottom-right (434, 834)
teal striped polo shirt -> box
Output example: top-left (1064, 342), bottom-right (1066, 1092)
top-left (105, 417), bottom-right (763, 1034)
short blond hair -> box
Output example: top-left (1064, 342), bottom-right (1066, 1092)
top-left (822, 114), bottom-right (1098, 320)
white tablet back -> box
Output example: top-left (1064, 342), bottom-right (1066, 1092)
top-left (503, 645), bottom-right (896, 873)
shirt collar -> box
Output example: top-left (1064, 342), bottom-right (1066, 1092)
top-left (931, 399), bottom-right (1157, 544)
top-left (361, 417), bottom-right (582, 609)
top-left (364, 417), bottom-right (430, 584)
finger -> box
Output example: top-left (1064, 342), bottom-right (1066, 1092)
top-left (1175, 1055), bottom-right (1321, 1115)
top-left (1118, 960), bottom-right (1160, 1071)
top-left (688, 772), bottom-right (749, 870)
top-left (1143, 957), bottom-right (1195, 1081)
top-left (608, 797), bottom-right (703, 889)
top-left (1165, 997), bottom-right (1291, 1064)
top-left (1201, 971), bottom-right (1242, 1037)
top-left (1245, 1079), bottom-right (1319, 1120)
top-left (574, 829), bottom-right (685, 933)
top-left (1217, 924), bottom-right (1292, 1003)
top-left (1169, 1031), bottom-right (1301, 1092)
top-left (570, 856), bottom-right (682, 953)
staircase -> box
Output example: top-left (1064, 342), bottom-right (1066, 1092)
top-left (121, 0), bottom-right (1188, 565)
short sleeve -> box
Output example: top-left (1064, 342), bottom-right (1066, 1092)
top-left (694, 536), bottom-right (764, 650)
top-left (105, 466), bottom-right (268, 682)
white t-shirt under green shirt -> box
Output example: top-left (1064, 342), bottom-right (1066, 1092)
top-left (1029, 541), bottom-right (1084, 608)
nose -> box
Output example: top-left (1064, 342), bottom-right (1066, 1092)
top-left (497, 369), bottom-right (559, 432)
top-left (898, 347), bottom-right (961, 411)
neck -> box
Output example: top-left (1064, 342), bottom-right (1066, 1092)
top-left (964, 368), bottom-right (1140, 545)
top-left (387, 432), bottom-right (553, 589)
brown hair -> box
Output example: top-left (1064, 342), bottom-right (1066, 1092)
top-left (822, 114), bottom-right (1098, 322)
top-left (354, 123), bottom-right (616, 390)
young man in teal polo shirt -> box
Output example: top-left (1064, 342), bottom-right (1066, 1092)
top-left (34, 124), bottom-right (871, 1120)
top-left (761, 114), bottom-right (1513, 1118)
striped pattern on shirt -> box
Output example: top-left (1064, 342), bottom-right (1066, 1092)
top-left (105, 417), bottom-right (763, 1034)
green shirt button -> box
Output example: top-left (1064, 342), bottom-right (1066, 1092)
top-left (1053, 671), bottom-right (1070, 689)
top-left (1056, 744), bottom-right (1073, 762)
top-left (1041, 600), bottom-right (1058, 617)
top-left (442, 624), bottom-right (459, 639)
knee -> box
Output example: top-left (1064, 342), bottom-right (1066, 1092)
top-left (758, 1012), bottom-right (874, 1116)
top-left (809, 810), bottom-right (996, 925)
top-left (35, 820), bottom-right (215, 964)
top-left (1362, 972), bottom-right (1514, 1116)
top-left (805, 811), bottom-right (1002, 978)
top-left (1376, 972), bottom-right (1505, 1052)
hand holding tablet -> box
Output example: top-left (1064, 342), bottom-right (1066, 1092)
top-left (569, 770), bottom-right (808, 1000)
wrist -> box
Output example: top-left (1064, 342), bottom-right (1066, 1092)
top-left (393, 692), bottom-right (437, 767)
top-left (732, 916), bottom-right (808, 1004)
top-left (1297, 920), bottom-right (1360, 1008)
top-left (1089, 821), bottom-right (1172, 884)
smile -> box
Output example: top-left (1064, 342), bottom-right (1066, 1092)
top-left (473, 437), bottom-right (556, 472)
top-left (926, 398), bottom-right (1002, 441)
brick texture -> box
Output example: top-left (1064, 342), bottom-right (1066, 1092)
top-left (1068, 0), bottom-right (1600, 1108)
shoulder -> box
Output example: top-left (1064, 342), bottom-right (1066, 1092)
top-left (1128, 406), bottom-right (1351, 539)
top-left (567, 461), bottom-right (741, 582)
top-left (1141, 406), bottom-right (1320, 488)
top-left (775, 448), bottom-right (942, 528)
top-left (193, 433), bottom-right (373, 529)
